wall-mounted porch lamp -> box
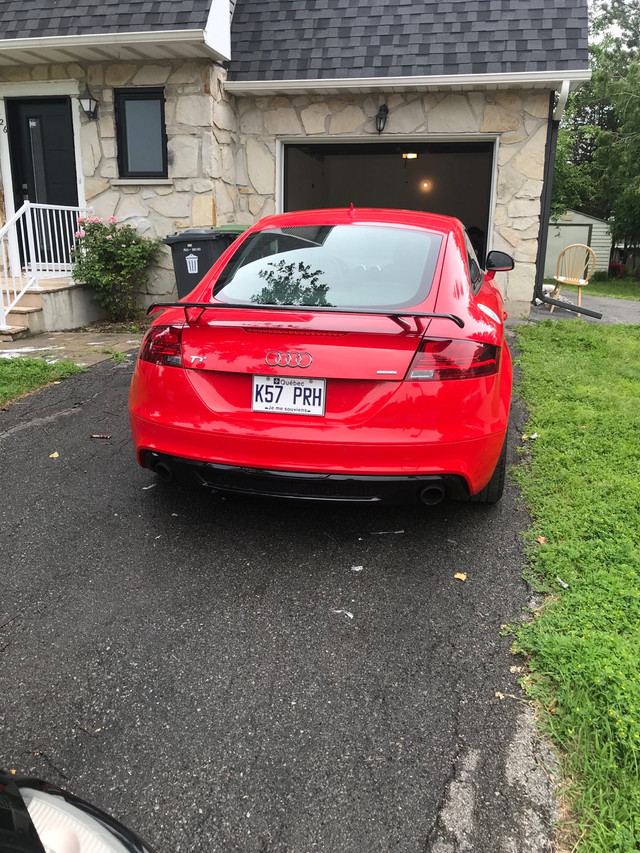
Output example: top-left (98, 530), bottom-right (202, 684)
top-left (375, 104), bottom-right (389, 134)
top-left (79, 85), bottom-right (99, 121)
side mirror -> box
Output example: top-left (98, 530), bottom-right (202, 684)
top-left (485, 251), bottom-right (515, 272)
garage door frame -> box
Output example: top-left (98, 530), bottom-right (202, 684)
top-left (276, 134), bottom-right (500, 250)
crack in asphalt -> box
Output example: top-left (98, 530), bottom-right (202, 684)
top-left (0, 405), bottom-right (82, 441)
top-left (425, 703), bottom-right (558, 853)
top-left (30, 749), bottom-right (69, 782)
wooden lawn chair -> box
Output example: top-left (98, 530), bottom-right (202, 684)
top-left (550, 244), bottom-right (597, 312)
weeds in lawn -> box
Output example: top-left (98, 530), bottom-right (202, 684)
top-left (514, 320), bottom-right (640, 852)
top-left (98, 349), bottom-right (128, 363)
top-left (0, 358), bottom-right (83, 406)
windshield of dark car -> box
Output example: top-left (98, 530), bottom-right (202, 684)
top-left (212, 224), bottom-right (442, 309)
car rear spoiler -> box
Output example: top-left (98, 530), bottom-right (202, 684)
top-left (147, 302), bottom-right (465, 330)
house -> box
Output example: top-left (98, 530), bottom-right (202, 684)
top-left (545, 209), bottom-right (612, 278)
top-left (0, 0), bottom-right (590, 335)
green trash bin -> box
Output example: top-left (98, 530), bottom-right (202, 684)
top-left (211, 225), bottom-right (247, 237)
top-left (163, 225), bottom-right (247, 298)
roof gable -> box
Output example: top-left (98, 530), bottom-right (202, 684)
top-left (229, 0), bottom-right (589, 82)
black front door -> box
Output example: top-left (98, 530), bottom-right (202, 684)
top-left (6, 97), bottom-right (78, 211)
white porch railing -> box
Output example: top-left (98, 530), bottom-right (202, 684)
top-left (1, 201), bottom-right (90, 330)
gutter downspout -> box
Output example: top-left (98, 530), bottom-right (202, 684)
top-left (533, 81), bottom-right (602, 319)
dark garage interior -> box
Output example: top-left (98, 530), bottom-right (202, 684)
top-left (285, 141), bottom-right (494, 247)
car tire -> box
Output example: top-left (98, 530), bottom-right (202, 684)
top-left (470, 432), bottom-right (507, 504)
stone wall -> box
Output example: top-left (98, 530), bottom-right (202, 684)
top-left (235, 90), bottom-right (551, 315)
top-left (0, 58), bottom-right (550, 314)
top-left (0, 60), bottom-right (239, 303)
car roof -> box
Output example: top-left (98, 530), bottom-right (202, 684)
top-left (250, 207), bottom-right (462, 237)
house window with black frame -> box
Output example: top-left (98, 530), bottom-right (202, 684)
top-left (115, 88), bottom-right (168, 179)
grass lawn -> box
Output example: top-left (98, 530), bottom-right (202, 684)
top-left (0, 357), bottom-right (83, 407)
top-left (514, 320), bottom-right (640, 852)
top-left (544, 276), bottom-right (640, 301)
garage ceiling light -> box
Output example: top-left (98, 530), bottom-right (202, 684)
top-left (402, 152), bottom-right (418, 159)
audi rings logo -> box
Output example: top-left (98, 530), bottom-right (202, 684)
top-left (265, 350), bottom-right (313, 368)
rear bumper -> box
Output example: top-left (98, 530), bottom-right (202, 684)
top-left (143, 451), bottom-right (469, 503)
top-left (131, 413), bottom-right (506, 495)
top-left (129, 352), bottom-right (511, 496)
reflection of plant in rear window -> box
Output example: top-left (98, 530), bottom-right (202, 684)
top-left (251, 260), bottom-right (332, 306)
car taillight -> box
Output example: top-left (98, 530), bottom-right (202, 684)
top-left (139, 325), bottom-right (183, 367)
top-left (406, 338), bottom-right (500, 381)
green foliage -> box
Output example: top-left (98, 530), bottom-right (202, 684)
top-left (514, 320), bottom-right (640, 852)
top-left (553, 1), bottom-right (640, 247)
top-left (0, 357), bottom-right (83, 406)
top-left (71, 216), bottom-right (161, 322)
top-left (551, 129), bottom-right (597, 220)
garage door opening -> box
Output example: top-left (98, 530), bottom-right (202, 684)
top-left (285, 141), bottom-right (494, 259)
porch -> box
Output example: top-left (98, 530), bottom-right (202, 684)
top-left (0, 201), bottom-right (106, 340)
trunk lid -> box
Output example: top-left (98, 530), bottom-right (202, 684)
top-left (179, 309), bottom-right (426, 381)
top-left (178, 309), bottom-right (430, 423)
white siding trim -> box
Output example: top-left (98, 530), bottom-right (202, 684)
top-left (0, 87), bottom-right (85, 219)
top-left (204, 0), bottom-right (231, 61)
top-left (0, 81), bottom-right (79, 97)
top-left (0, 98), bottom-right (15, 223)
top-left (0, 30), bottom-right (205, 52)
top-left (275, 138), bottom-right (284, 215)
top-left (226, 69), bottom-right (591, 95)
top-left (70, 96), bottom-right (86, 210)
top-left (0, 30), bottom-right (228, 62)
top-left (487, 136), bottom-right (500, 256)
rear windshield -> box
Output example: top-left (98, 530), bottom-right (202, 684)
top-left (212, 224), bottom-right (442, 309)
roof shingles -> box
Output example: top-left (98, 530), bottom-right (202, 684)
top-left (0, 0), bottom-right (589, 82)
top-left (229, 0), bottom-right (588, 80)
top-left (0, 0), bottom-right (211, 38)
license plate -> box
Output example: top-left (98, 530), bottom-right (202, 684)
top-left (252, 375), bottom-right (326, 416)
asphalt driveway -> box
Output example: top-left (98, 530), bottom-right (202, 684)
top-left (0, 353), bottom-right (555, 853)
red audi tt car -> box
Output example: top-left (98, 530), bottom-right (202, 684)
top-left (129, 208), bottom-right (513, 504)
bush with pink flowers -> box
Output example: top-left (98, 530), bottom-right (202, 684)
top-left (71, 216), bottom-right (161, 321)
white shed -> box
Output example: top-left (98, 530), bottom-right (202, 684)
top-left (545, 210), bottom-right (612, 277)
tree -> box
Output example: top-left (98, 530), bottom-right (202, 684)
top-left (598, 60), bottom-right (640, 247)
top-left (552, 0), bottom-right (640, 248)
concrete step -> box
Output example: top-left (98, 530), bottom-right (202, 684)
top-left (15, 290), bottom-right (43, 309)
top-left (6, 304), bottom-right (45, 335)
top-left (2, 277), bottom-right (74, 305)
top-left (0, 324), bottom-right (29, 342)
top-left (44, 280), bottom-right (106, 331)
top-left (15, 277), bottom-right (75, 308)
top-left (2, 276), bottom-right (106, 334)
top-left (2, 278), bottom-right (30, 311)
top-left (2, 273), bottom-right (109, 335)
